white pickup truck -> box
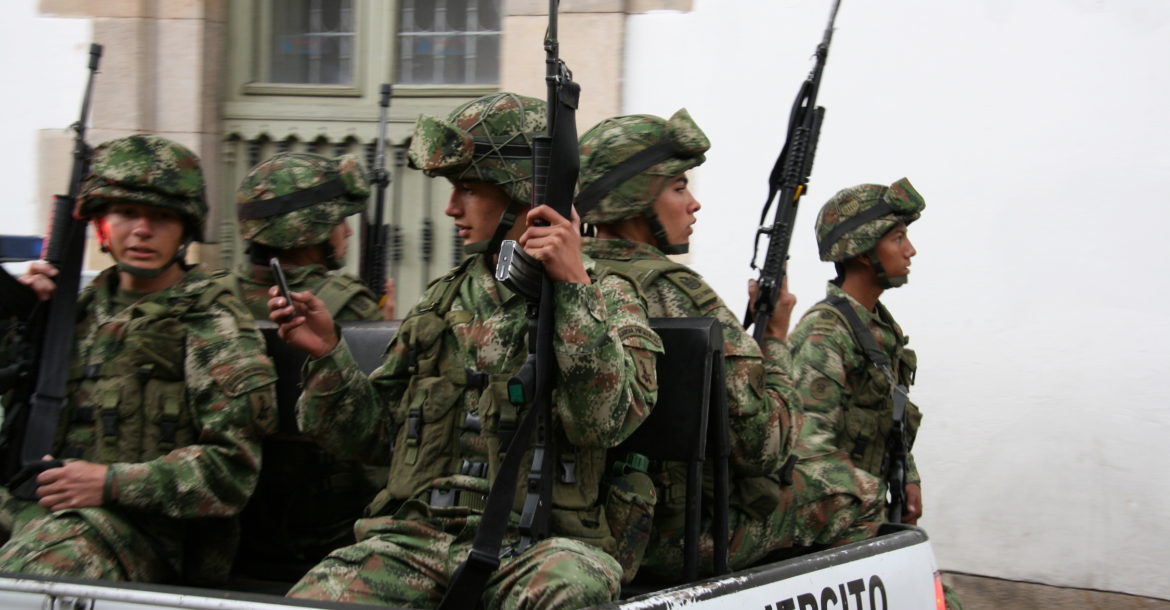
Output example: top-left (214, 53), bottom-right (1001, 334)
top-left (0, 304), bottom-right (944, 610)
top-left (0, 524), bottom-right (943, 609)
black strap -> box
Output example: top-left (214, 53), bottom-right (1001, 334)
top-left (473, 140), bottom-right (534, 159)
top-left (237, 177), bottom-right (347, 220)
top-left (437, 396), bottom-right (542, 610)
top-left (817, 193), bottom-right (893, 259)
top-left (825, 295), bottom-right (891, 371)
top-left (573, 139), bottom-right (675, 216)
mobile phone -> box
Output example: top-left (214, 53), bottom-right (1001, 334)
top-left (270, 257), bottom-right (294, 310)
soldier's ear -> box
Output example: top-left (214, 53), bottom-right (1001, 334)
top-left (92, 218), bottom-right (111, 252)
top-left (845, 254), bottom-right (873, 275)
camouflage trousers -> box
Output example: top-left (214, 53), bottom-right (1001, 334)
top-left (640, 454), bottom-right (883, 579)
top-left (0, 489), bottom-right (173, 582)
top-left (287, 510), bottom-right (622, 609)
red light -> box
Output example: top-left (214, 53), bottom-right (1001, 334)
top-left (934, 570), bottom-right (946, 609)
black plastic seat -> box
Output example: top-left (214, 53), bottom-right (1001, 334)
top-left (233, 321), bottom-right (400, 585)
top-left (617, 317), bottom-right (731, 583)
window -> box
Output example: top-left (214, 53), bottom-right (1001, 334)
top-left (397, 0), bottom-right (501, 85)
top-left (266, 0), bottom-right (356, 85)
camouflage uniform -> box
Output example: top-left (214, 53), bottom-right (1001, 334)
top-left (578, 111), bottom-right (879, 579)
top-left (285, 93), bottom-right (662, 609)
top-left (790, 179), bottom-right (927, 523)
top-left (232, 152), bottom-right (382, 569)
top-left (234, 151), bottom-right (379, 319)
top-left (0, 135), bottom-right (278, 584)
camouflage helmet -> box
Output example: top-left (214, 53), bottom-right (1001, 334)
top-left (815, 177), bottom-right (925, 263)
top-left (77, 135), bottom-right (207, 240)
top-left (236, 152), bottom-right (370, 249)
top-left (577, 108), bottom-right (709, 225)
top-left (407, 92), bottom-right (546, 208)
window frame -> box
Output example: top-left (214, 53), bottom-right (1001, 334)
top-left (243, 0), bottom-right (365, 97)
top-left (395, 0), bottom-right (503, 88)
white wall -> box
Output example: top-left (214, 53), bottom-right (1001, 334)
top-left (0, 2), bottom-right (91, 236)
top-left (627, 0), bottom-right (1170, 600)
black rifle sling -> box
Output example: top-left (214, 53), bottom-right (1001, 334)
top-left (439, 78), bottom-right (582, 610)
top-left (823, 295), bottom-right (909, 515)
top-left (436, 395), bottom-right (542, 610)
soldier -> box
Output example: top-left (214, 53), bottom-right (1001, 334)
top-left (269, 93), bottom-right (661, 608)
top-left (576, 110), bottom-right (881, 579)
top-left (234, 151), bottom-right (393, 321)
top-left (789, 178), bottom-right (926, 526)
top-left (233, 151), bottom-right (388, 569)
top-left (0, 135), bottom-right (278, 584)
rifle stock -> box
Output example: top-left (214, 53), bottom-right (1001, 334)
top-left (0, 43), bottom-right (103, 496)
top-left (745, 1), bottom-right (841, 346)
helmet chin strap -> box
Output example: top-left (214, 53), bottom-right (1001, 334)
top-left (467, 201), bottom-right (523, 256)
top-left (322, 241), bottom-right (343, 271)
top-left (646, 211), bottom-right (688, 255)
top-left (870, 258), bottom-right (908, 289)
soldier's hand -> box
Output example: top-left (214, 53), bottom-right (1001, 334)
top-left (35, 458), bottom-right (107, 511)
top-left (268, 287), bottom-right (339, 359)
top-left (519, 205), bottom-right (590, 285)
top-left (748, 276), bottom-right (797, 341)
top-left (902, 482), bottom-right (922, 525)
top-left (18, 261), bottom-right (60, 301)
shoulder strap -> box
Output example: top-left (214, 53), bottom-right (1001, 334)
top-left (192, 270), bottom-right (236, 310)
top-left (315, 274), bottom-right (368, 318)
top-left (183, 270), bottom-right (256, 329)
top-left (594, 257), bottom-right (718, 311)
top-left (823, 295), bottom-right (891, 373)
top-left (416, 256), bottom-right (476, 317)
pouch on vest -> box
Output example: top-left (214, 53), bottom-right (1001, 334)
top-left (604, 453), bottom-right (656, 582)
top-left (384, 304), bottom-right (466, 501)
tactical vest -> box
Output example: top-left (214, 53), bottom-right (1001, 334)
top-left (366, 257), bottom-right (616, 554)
top-left (315, 273), bottom-right (381, 321)
top-left (59, 273), bottom-right (242, 462)
top-left (58, 269), bottom-right (257, 585)
top-left (806, 298), bottom-right (923, 479)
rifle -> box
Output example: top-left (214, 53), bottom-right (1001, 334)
top-left (0, 44), bottom-right (103, 498)
top-left (744, 0), bottom-right (842, 345)
top-left (361, 83), bottom-right (393, 302)
top-left (437, 2), bottom-right (579, 606)
top-left (886, 387), bottom-right (909, 523)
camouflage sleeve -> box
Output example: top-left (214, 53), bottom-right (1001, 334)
top-left (790, 309), bottom-right (854, 460)
top-left (295, 337), bottom-right (399, 464)
top-left (106, 303), bottom-right (277, 519)
top-left (711, 305), bottom-right (797, 478)
top-left (906, 452), bottom-right (920, 485)
top-left (551, 273), bottom-right (662, 448)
